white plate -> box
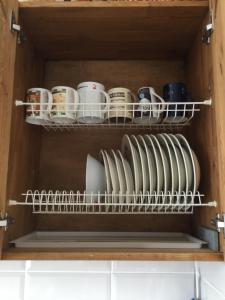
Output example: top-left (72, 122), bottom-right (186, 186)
top-left (163, 133), bottom-right (185, 210)
top-left (121, 135), bottom-right (142, 193)
top-left (104, 150), bottom-right (120, 198)
top-left (111, 149), bottom-right (126, 203)
top-left (168, 134), bottom-right (186, 194)
top-left (131, 135), bottom-right (149, 194)
top-left (165, 134), bottom-right (186, 194)
top-left (137, 135), bottom-right (157, 195)
top-left (117, 150), bottom-right (134, 203)
top-left (100, 150), bottom-right (112, 194)
top-left (156, 134), bottom-right (176, 208)
top-left (192, 150), bottom-right (201, 191)
top-left (144, 135), bottom-right (163, 195)
top-left (150, 135), bottom-right (170, 209)
top-left (176, 134), bottom-right (200, 206)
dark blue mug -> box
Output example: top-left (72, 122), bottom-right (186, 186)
top-left (163, 82), bottom-right (188, 122)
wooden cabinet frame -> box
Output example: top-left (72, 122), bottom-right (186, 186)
top-left (0, 0), bottom-right (225, 261)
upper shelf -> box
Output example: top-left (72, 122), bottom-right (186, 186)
top-left (19, 0), bottom-right (209, 60)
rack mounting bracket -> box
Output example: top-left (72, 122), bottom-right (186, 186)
top-left (211, 213), bottom-right (225, 238)
top-left (0, 213), bottom-right (15, 231)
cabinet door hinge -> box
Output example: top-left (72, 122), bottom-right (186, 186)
top-left (0, 213), bottom-right (15, 231)
top-left (10, 10), bottom-right (26, 44)
top-left (202, 5), bottom-right (214, 44)
top-left (211, 213), bottom-right (225, 238)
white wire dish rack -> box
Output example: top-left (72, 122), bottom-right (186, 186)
top-left (9, 190), bottom-right (217, 214)
top-left (16, 99), bottom-right (212, 130)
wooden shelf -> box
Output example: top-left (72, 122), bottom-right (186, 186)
top-left (3, 248), bottom-right (223, 261)
top-left (19, 0), bottom-right (208, 60)
top-left (19, 1), bottom-right (209, 8)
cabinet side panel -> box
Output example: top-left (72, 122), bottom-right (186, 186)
top-left (0, 0), bottom-right (18, 257)
top-left (186, 10), bottom-right (224, 254)
top-left (4, 39), bottom-right (44, 248)
top-left (210, 0), bottom-right (225, 256)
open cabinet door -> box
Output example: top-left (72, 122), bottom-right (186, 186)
top-left (211, 0), bottom-right (225, 258)
top-left (0, 0), bottom-right (18, 258)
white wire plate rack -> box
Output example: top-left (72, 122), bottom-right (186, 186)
top-left (9, 190), bottom-right (217, 214)
top-left (16, 99), bottom-right (212, 130)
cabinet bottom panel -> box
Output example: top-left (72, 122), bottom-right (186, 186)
top-left (3, 249), bottom-right (223, 261)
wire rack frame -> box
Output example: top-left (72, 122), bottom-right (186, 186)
top-left (16, 99), bottom-right (212, 131)
top-left (9, 190), bottom-right (217, 214)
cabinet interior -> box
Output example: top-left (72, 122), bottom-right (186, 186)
top-left (4, 2), bottom-right (222, 256)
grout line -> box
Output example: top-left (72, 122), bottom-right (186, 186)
top-left (111, 271), bottom-right (194, 275)
top-left (110, 261), bottom-right (113, 300)
top-left (202, 278), bottom-right (225, 299)
top-left (0, 270), bottom-right (195, 274)
top-left (23, 261), bottom-right (31, 300)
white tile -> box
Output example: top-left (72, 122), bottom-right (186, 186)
top-left (113, 261), bottom-right (194, 273)
top-left (0, 272), bottom-right (24, 300)
top-left (112, 273), bottom-right (193, 300)
top-left (0, 261), bottom-right (25, 271)
top-left (28, 261), bottom-right (111, 272)
top-left (26, 273), bottom-right (110, 300)
top-left (201, 279), bottom-right (225, 300)
top-left (198, 262), bottom-right (225, 296)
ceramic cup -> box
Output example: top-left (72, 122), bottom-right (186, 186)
top-left (77, 82), bottom-right (110, 124)
top-left (50, 86), bottom-right (79, 124)
top-left (163, 82), bottom-right (188, 123)
top-left (134, 87), bottom-right (165, 124)
top-left (106, 87), bottom-right (136, 123)
top-left (25, 88), bottom-right (52, 125)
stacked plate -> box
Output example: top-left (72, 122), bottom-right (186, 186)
top-left (86, 134), bottom-right (201, 205)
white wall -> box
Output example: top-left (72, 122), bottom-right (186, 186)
top-left (199, 262), bottom-right (225, 300)
top-left (0, 261), bottom-right (224, 300)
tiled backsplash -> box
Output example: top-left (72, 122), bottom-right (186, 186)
top-left (0, 261), bottom-right (224, 300)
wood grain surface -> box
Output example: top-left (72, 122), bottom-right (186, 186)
top-left (210, 0), bottom-right (225, 258)
top-left (3, 248), bottom-right (223, 261)
top-left (0, 0), bottom-right (18, 258)
top-left (18, 2), bottom-right (208, 60)
top-left (3, 0), bottom-right (225, 262)
top-left (5, 37), bottom-right (45, 249)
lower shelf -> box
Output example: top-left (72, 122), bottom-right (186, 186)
top-left (9, 190), bottom-right (217, 214)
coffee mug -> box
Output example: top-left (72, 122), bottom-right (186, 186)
top-left (25, 88), bottom-right (52, 125)
top-left (163, 82), bottom-right (188, 123)
top-left (50, 86), bottom-right (79, 124)
top-left (77, 82), bottom-right (110, 124)
top-left (134, 87), bottom-right (165, 124)
top-left (106, 87), bottom-right (136, 122)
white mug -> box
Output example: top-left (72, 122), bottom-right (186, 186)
top-left (77, 82), bottom-right (110, 124)
top-left (26, 88), bottom-right (52, 125)
top-left (106, 87), bottom-right (136, 122)
top-left (50, 86), bottom-right (79, 124)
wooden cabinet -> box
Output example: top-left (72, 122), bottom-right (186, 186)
top-left (0, 0), bottom-right (225, 260)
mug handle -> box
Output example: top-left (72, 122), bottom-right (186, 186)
top-left (129, 92), bottom-right (137, 102)
top-left (150, 90), bottom-right (166, 113)
top-left (72, 88), bottom-right (79, 112)
top-left (47, 90), bottom-right (53, 115)
top-left (100, 90), bottom-right (110, 112)
top-left (129, 92), bottom-right (137, 117)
